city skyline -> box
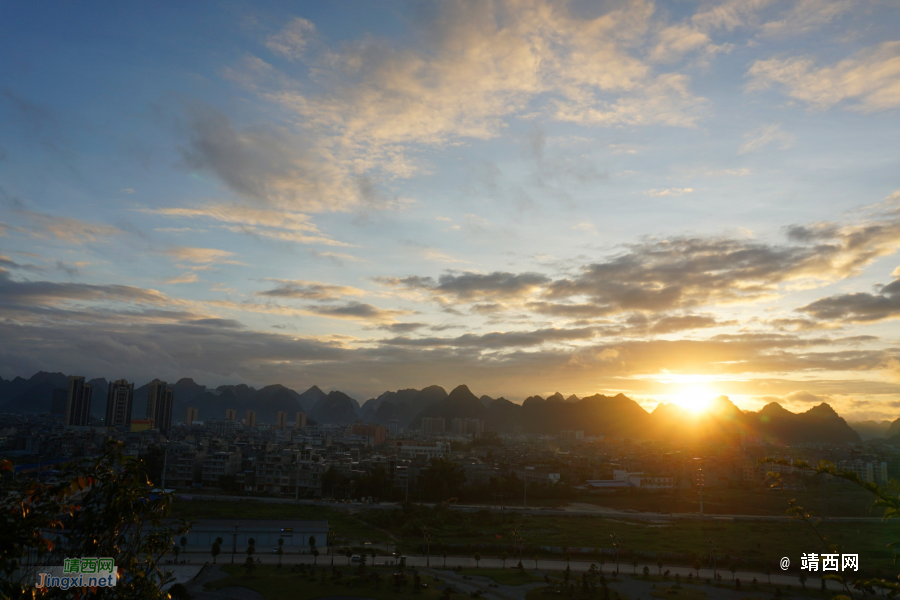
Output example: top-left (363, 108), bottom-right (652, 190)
top-left (2, 2), bottom-right (900, 420)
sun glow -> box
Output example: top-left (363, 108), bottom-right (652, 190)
top-left (669, 384), bottom-right (717, 413)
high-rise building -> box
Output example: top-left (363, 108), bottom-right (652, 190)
top-left (225, 408), bottom-right (237, 421)
top-left (450, 418), bottom-right (484, 436)
top-left (276, 411), bottom-right (287, 428)
top-left (147, 381), bottom-right (174, 431)
top-left (105, 379), bottom-right (134, 429)
top-left (65, 376), bottom-right (92, 427)
top-left (295, 411), bottom-right (307, 429)
top-left (245, 410), bottom-right (257, 428)
top-left (186, 407), bottom-right (199, 426)
top-left (421, 417), bottom-right (445, 435)
top-left (351, 424), bottom-right (387, 445)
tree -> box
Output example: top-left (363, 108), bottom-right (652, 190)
top-left (657, 559), bottom-right (663, 575)
top-left (632, 558), bottom-right (638, 574)
top-left (218, 474), bottom-right (240, 494)
top-left (693, 559), bottom-right (702, 578)
top-left (0, 442), bottom-right (189, 598)
top-left (501, 552), bottom-right (508, 568)
top-left (643, 566), bottom-right (650, 577)
top-left (534, 555), bottom-right (540, 570)
top-left (169, 583), bottom-right (190, 600)
top-left (346, 548), bottom-right (353, 565)
top-left (173, 544), bottom-right (181, 562)
top-left (277, 537), bottom-right (285, 567)
top-left (309, 535), bottom-right (317, 554)
top-left (180, 535), bottom-right (188, 555)
top-left (211, 539), bottom-right (221, 563)
top-left (565, 555), bottom-right (571, 569)
top-left (418, 457), bottom-right (467, 502)
top-left (312, 548), bottom-right (320, 565)
top-left (244, 555), bottom-right (255, 576)
top-left (474, 552), bottom-right (482, 568)
top-left (729, 564), bottom-right (737, 581)
top-left (247, 537), bottom-right (256, 560)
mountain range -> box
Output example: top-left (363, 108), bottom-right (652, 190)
top-left (0, 371), bottom-right (881, 445)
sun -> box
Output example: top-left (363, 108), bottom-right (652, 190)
top-left (669, 384), bottom-right (716, 413)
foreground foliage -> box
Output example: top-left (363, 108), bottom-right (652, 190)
top-left (0, 441), bottom-right (189, 599)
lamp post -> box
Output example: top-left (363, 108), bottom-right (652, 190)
top-left (231, 525), bottom-right (238, 564)
top-left (693, 457), bottom-right (704, 517)
top-left (610, 533), bottom-right (620, 575)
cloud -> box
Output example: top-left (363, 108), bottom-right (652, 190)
top-left (120, 188), bottom-right (135, 194)
top-left (799, 278), bottom-right (900, 323)
top-left (166, 273), bottom-right (199, 284)
top-left (746, 40), bottom-right (900, 112)
top-left (758, 0), bottom-right (856, 37)
top-left (739, 123), bottom-right (795, 153)
top-left (646, 187), bottom-right (693, 197)
top-left (150, 203), bottom-right (349, 245)
top-left (14, 210), bottom-right (121, 244)
top-left (378, 270), bottom-right (551, 303)
top-left (219, 0), bottom-right (711, 216)
top-left (380, 325), bottom-right (601, 349)
top-left (376, 322), bottom-right (428, 334)
top-left (164, 247), bottom-right (244, 265)
top-left (256, 279), bottom-right (366, 301)
top-left (265, 17), bottom-right (317, 60)
top-left (177, 103), bottom-right (371, 212)
top-left (303, 302), bottom-right (411, 323)
top-left (0, 269), bottom-right (173, 308)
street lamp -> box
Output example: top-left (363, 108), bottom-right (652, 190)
top-left (231, 525), bottom-right (239, 564)
top-left (693, 457), bottom-right (704, 517)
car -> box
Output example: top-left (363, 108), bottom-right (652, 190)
top-left (351, 555), bottom-right (362, 563)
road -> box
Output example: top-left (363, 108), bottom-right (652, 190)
top-left (170, 549), bottom-right (847, 591)
top-left (175, 493), bottom-right (885, 522)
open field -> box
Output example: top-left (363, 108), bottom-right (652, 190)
top-left (205, 564), bottom-right (451, 600)
top-left (453, 567), bottom-right (545, 585)
top-left (170, 500), bottom-right (391, 544)
top-left (572, 482), bottom-right (881, 518)
top-left (172, 498), bottom-right (900, 573)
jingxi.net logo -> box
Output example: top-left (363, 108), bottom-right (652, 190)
top-left (35, 557), bottom-right (118, 590)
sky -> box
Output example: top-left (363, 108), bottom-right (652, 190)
top-left (1, 0), bottom-right (900, 419)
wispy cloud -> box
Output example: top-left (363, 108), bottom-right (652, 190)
top-left (739, 123), bottom-right (795, 153)
top-left (747, 40), bottom-right (900, 112)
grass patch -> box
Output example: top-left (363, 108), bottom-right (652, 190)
top-left (365, 504), bottom-right (897, 571)
top-left (205, 564), bottom-right (447, 600)
top-left (650, 585), bottom-right (707, 600)
top-left (525, 585), bottom-right (629, 600)
top-left (171, 499), bottom-right (388, 543)
top-left (452, 568), bottom-right (544, 585)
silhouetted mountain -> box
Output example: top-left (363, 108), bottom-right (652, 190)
top-left (297, 386), bottom-right (328, 412)
top-left (0, 371), bottom-right (68, 413)
top-left (361, 388), bottom-right (420, 422)
top-left (410, 385), bottom-right (487, 427)
top-left (310, 391), bottom-right (360, 425)
top-left (884, 418), bottom-right (900, 439)
top-left (747, 402), bottom-right (860, 445)
top-left (0, 371), bottom-right (876, 443)
top-left (849, 419), bottom-right (892, 440)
